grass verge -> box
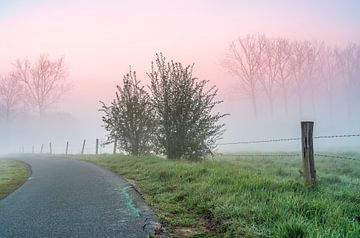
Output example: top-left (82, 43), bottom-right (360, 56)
top-left (0, 160), bottom-right (31, 200)
top-left (78, 154), bottom-right (360, 237)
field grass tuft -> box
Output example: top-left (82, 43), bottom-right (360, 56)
top-left (0, 160), bottom-right (31, 200)
top-left (80, 153), bottom-right (360, 237)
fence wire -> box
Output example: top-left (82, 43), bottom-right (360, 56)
top-left (221, 153), bottom-right (359, 161)
top-left (314, 134), bottom-right (360, 139)
top-left (315, 153), bottom-right (359, 161)
top-left (217, 137), bottom-right (301, 145)
top-left (224, 153), bottom-right (301, 157)
top-left (216, 133), bottom-right (360, 161)
top-left (217, 133), bottom-right (360, 146)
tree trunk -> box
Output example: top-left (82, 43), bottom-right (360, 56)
top-left (310, 87), bottom-right (316, 117)
top-left (265, 90), bottom-right (274, 119)
top-left (298, 93), bottom-right (303, 117)
top-left (5, 106), bottom-right (10, 124)
top-left (39, 106), bottom-right (45, 121)
top-left (269, 94), bottom-right (274, 119)
top-left (327, 91), bottom-right (333, 117)
top-left (250, 88), bottom-right (258, 119)
top-left (281, 85), bottom-right (289, 117)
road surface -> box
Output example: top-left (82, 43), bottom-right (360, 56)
top-left (0, 156), bottom-right (164, 238)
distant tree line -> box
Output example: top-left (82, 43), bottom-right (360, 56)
top-left (0, 54), bottom-right (69, 123)
top-left (100, 53), bottom-right (227, 160)
top-left (222, 35), bottom-right (360, 119)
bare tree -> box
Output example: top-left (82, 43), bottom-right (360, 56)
top-left (289, 40), bottom-right (311, 116)
top-left (319, 46), bottom-right (341, 116)
top-left (12, 55), bottom-right (69, 118)
top-left (259, 37), bottom-right (280, 117)
top-left (303, 41), bottom-right (323, 115)
top-left (338, 43), bottom-right (360, 119)
top-left (0, 73), bottom-right (23, 123)
top-left (275, 38), bottom-right (293, 117)
top-left (222, 35), bottom-right (265, 118)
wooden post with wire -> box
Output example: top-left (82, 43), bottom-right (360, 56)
top-left (113, 138), bottom-right (117, 155)
top-left (49, 142), bottom-right (52, 155)
top-left (81, 139), bottom-right (86, 155)
top-left (96, 139), bottom-right (99, 155)
top-left (301, 121), bottom-right (316, 186)
top-left (65, 141), bottom-right (69, 155)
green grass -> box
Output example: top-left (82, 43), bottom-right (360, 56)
top-left (0, 160), bottom-right (31, 200)
top-left (78, 153), bottom-right (360, 238)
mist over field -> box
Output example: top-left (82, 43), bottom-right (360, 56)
top-left (0, 0), bottom-right (359, 154)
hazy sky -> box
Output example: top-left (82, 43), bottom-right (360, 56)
top-left (0, 0), bottom-right (359, 151)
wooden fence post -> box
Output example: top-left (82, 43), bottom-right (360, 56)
top-left (113, 138), bottom-right (117, 155)
top-left (49, 142), bottom-right (52, 155)
top-left (301, 121), bottom-right (316, 186)
top-left (66, 141), bottom-right (69, 155)
top-left (96, 139), bottom-right (99, 155)
top-left (81, 139), bottom-right (86, 155)
top-left (40, 144), bottom-right (44, 154)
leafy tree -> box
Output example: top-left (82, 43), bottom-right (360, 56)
top-left (148, 53), bottom-right (227, 160)
top-left (100, 69), bottom-right (155, 155)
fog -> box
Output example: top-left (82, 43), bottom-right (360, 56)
top-left (0, 0), bottom-right (359, 154)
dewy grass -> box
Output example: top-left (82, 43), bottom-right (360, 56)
top-left (80, 154), bottom-right (360, 237)
top-left (0, 160), bottom-right (31, 200)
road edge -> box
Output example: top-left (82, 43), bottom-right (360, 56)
top-left (0, 159), bottom-right (32, 201)
top-left (81, 159), bottom-right (170, 238)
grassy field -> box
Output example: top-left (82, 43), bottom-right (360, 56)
top-left (79, 153), bottom-right (360, 238)
top-left (0, 160), bottom-right (31, 200)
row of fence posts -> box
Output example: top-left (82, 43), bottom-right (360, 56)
top-left (20, 138), bottom-right (119, 156)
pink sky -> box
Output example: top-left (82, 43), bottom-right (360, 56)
top-left (0, 0), bottom-right (359, 141)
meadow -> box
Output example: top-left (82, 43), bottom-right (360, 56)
top-left (0, 160), bottom-right (31, 200)
top-left (79, 153), bottom-right (360, 238)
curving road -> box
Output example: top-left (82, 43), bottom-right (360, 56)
top-left (0, 156), bottom-right (163, 238)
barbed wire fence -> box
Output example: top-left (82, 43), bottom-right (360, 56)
top-left (18, 132), bottom-right (360, 161)
top-left (216, 122), bottom-right (359, 186)
top-left (17, 122), bottom-right (359, 185)
top-left (18, 133), bottom-right (360, 160)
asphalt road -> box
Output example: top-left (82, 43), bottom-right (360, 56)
top-left (0, 156), bottom-right (164, 238)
